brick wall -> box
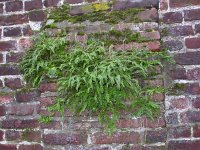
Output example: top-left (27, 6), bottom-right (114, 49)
top-left (160, 0), bottom-right (200, 149)
top-left (0, 0), bottom-right (199, 149)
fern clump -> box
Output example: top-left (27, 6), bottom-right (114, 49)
top-left (20, 34), bottom-right (170, 134)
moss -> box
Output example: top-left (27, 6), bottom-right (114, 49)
top-left (146, 29), bottom-right (154, 32)
top-left (161, 27), bottom-right (169, 37)
top-left (92, 3), bottom-right (110, 11)
top-left (22, 128), bottom-right (34, 141)
top-left (44, 23), bottom-right (57, 29)
top-left (168, 83), bottom-right (186, 95)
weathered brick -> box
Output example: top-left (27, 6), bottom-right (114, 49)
top-left (0, 65), bottom-right (20, 76)
top-left (186, 83), bottom-right (200, 95)
top-left (163, 12), bottom-right (182, 24)
top-left (6, 103), bottom-right (35, 116)
top-left (0, 53), bottom-right (3, 63)
top-left (117, 118), bottom-right (144, 129)
top-left (44, 0), bottom-right (59, 7)
top-left (0, 41), bottom-right (17, 51)
top-left (168, 25), bottom-right (194, 36)
top-left (40, 120), bottom-right (62, 129)
top-left (169, 0), bottom-right (200, 8)
top-left (5, 130), bottom-right (21, 141)
top-left (164, 40), bottom-right (183, 51)
top-left (166, 112), bottom-right (179, 125)
top-left (0, 4), bottom-right (3, 13)
top-left (6, 52), bottom-right (23, 63)
top-left (167, 98), bottom-right (188, 110)
top-left (92, 131), bottom-right (140, 144)
top-left (0, 95), bottom-right (14, 104)
top-left (187, 68), bottom-right (200, 80)
top-left (2, 119), bottom-right (39, 129)
top-left (147, 41), bottom-right (161, 51)
top-left (193, 125), bottom-right (200, 137)
top-left (175, 52), bottom-right (200, 65)
top-left (137, 8), bottom-right (158, 22)
top-left (43, 132), bottom-right (87, 145)
top-left (145, 129), bottom-right (167, 144)
top-left (0, 130), bottom-right (3, 141)
top-left (15, 89), bottom-right (40, 103)
top-left (184, 9), bottom-right (200, 21)
top-left (145, 117), bottom-right (166, 128)
top-left (0, 144), bottom-right (17, 150)
top-left (40, 97), bottom-right (55, 107)
top-left (0, 105), bottom-right (5, 116)
top-left (168, 126), bottom-right (191, 138)
top-left (4, 27), bottom-right (22, 37)
top-left (192, 97), bottom-right (200, 109)
top-left (21, 131), bottom-right (41, 142)
top-left (19, 38), bottom-right (32, 50)
top-left (0, 14), bottom-right (28, 26)
top-left (5, 1), bottom-right (23, 12)
top-left (39, 82), bottom-right (57, 92)
top-left (169, 68), bottom-right (187, 79)
top-left (140, 31), bottom-right (160, 40)
top-left (29, 10), bottom-right (47, 22)
top-left (195, 24), bottom-right (200, 34)
top-left (168, 140), bottom-right (200, 150)
top-left (18, 145), bottom-right (43, 150)
top-left (25, 0), bottom-right (42, 11)
top-left (180, 111), bottom-right (200, 123)
top-left (65, 0), bottom-right (83, 4)
top-left (185, 38), bottom-right (200, 49)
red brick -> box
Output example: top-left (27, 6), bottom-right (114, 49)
top-left (169, 0), bottom-right (200, 8)
top-left (0, 4), bottom-right (3, 13)
top-left (25, 0), bottom-right (42, 11)
top-left (29, 10), bottom-right (47, 22)
top-left (145, 129), bottom-right (167, 144)
top-left (170, 68), bottom-right (187, 79)
top-left (39, 82), bottom-right (57, 92)
top-left (184, 9), bottom-right (200, 21)
top-left (43, 132), bottom-right (87, 145)
top-left (180, 111), bottom-right (200, 123)
top-left (5, 1), bottom-right (23, 12)
top-left (175, 52), bottom-right (200, 65)
top-left (15, 89), bottom-right (40, 103)
top-left (23, 25), bottom-right (34, 36)
top-left (168, 140), bottom-right (200, 150)
top-left (4, 27), bottom-right (22, 37)
top-left (0, 130), bottom-right (3, 141)
top-left (168, 126), bottom-right (191, 138)
top-left (5, 130), bottom-right (21, 141)
top-left (18, 144), bottom-right (43, 150)
top-left (117, 118), bottom-right (144, 129)
top-left (0, 105), bottom-right (5, 116)
top-left (145, 117), bottom-right (166, 128)
top-left (186, 38), bottom-right (200, 49)
top-left (65, 0), bottom-right (83, 4)
top-left (0, 144), bottom-right (17, 150)
top-left (92, 131), bottom-right (140, 144)
top-left (163, 12), bottom-right (182, 24)
top-left (2, 119), bottom-right (39, 129)
top-left (6, 103), bottom-right (35, 116)
top-left (44, 0), bottom-right (59, 7)
top-left (0, 95), bottom-right (14, 104)
top-left (192, 97), bottom-right (200, 109)
top-left (147, 41), bottom-right (161, 51)
top-left (0, 41), bottom-right (17, 51)
top-left (0, 14), bottom-right (28, 26)
top-left (168, 25), bottom-right (194, 36)
top-left (0, 65), bottom-right (20, 76)
top-left (168, 98), bottom-right (188, 110)
top-left (6, 52), bottom-right (23, 63)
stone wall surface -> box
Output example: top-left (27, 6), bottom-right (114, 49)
top-left (0, 0), bottom-right (199, 149)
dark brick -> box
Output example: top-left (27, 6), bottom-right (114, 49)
top-left (164, 40), bottom-right (183, 51)
top-left (65, 0), bottom-right (83, 4)
top-left (0, 41), bottom-right (17, 51)
top-left (145, 129), bottom-right (167, 144)
top-left (6, 52), bottom-right (23, 63)
top-left (5, 130), bottom-right (21, 141)
top-left (92, 131), bottom-right (140, 144)
top-left (168, 126), bottom-right (191, 138)
top-left (166, 112), bottom-right (179, 125)
top-left (185, 83), bottom-right (200, 95)
top-left (25, 0), bottom-right (42, 11)
top-left (168, 98), bottom-right (188, 110)
top-left (175, 52), bottom-right (200, 65)
top-left (168, 140), bottom-right (200, 150)
top-left (0, 105), bottom-right (5, 116)
top-left (39, 82), bottom-right (57, 92)
top-left (4, 27), bottom-right (22, 37)
top-left (0, 14), bottom-right (28, 26)
top-left (18, 144), bottom-right (43, 150)
top-left (168, 25), bottom-right (194, 36)
top-left (43, 132), bottom-right (87, 145)
top-left (23, 25), bottom-right (33, 36)
top-left (0, 65), bottom-right (20, 76)
top-left (169, 68), bottom-right (187, 79)
top-left (192, 97), bottom-right (200, 109)
top-left (44, 0), bottom-right (59, 7)
top-left (15, 89), bottom-right (40, 103)
top-left (180, 111), bottom-right (200, 123)
top-left (163, 12), bottom-right (182, 23)
top-left (5, 1), bottom-right (23, 12)
top-left (0, 53), bottom-right (3, 63)
top-left (5, 78), bottom-right (23, 90)
top-left (0, 130), bottom-right (3, 141)
top-left (187, 68), bottom-right (200, 80)
top-left (170, 0), bottom-right (200, 8)
top-left (0, 4), bottom-right (3, 13)
top-left (195, 24), bottom-right (200, 34)
top-left (185, 38), bottom-right (200, 49)
top-left (184, 9), bottom-right (200, 21)
top-left (193, 125), bottom-right (200, 137)
top-left (29, 10), bottom-right (47, 21)
top-left (0, 144), bottom-right (17, 150)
